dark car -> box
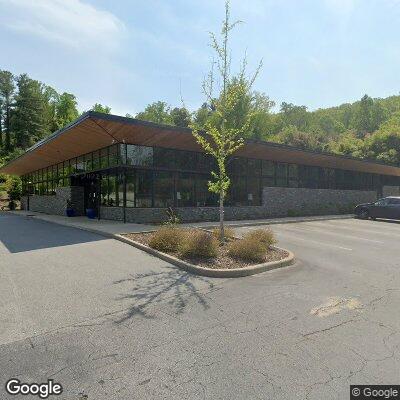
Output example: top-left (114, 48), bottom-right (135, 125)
top-left (355, 196), bottom-right (400, 220)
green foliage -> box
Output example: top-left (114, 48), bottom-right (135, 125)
top-left (190, 1), bottom-right (262, 244)
top-left (363, 115), bottom-right (400, 164)
top-left (6, 176), bottom-right (22, 201)
top-left (170, 107), bottom-right (191, 127)
top-left (179, 230), bottom-right (218, 258)
top-left (55, 92), bottom-right (79, 129)
top-left (91, 103), bottom-right (111, 114)
top-left (148, 226), bottom-right (184, 253)
top-left (136, 101), bottom-right (173, 125)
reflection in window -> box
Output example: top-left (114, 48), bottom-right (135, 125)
top-left (262, 160), bottom-right (275, 177)
top-left (247, 177), bottom-right (261, 205)
top-left (92, 150), bottom-right (100, 170)
top-left (108, 174), bottom-right (118, 206)
top-left (154, 171), bottom-right (174, 207)
top-left (247, 159), bottom-right (262, 176)
top-left (227, 176), bottom-right (246, 206)
top-left (126, 172), bottom-right (135, 207)
top-left (109, 145), bottom-right (120, 167)
top-left (126, 145), bottom-right (153, 167)
top-left (196, 175), bottom-right (217, 206)
top-left (175, 150), bottom-right (197, 171)
top-left (136, 170), bottom-right (152, 207)
top-left (276, 163), bottom-right (288, 187)
top-left (177, 173), bottom-right (195, 207)
top-left (101, 175), bottom-right (109, 206)
top-left (153, 148), bottom-right (176, 169)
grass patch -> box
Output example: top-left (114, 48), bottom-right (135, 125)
top-left (148, 226), bottom-right (184, 253)
top-left (179, 230), bottom-right (218, 258)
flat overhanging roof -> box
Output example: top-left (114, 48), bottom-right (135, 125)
top-left (1, 111), bottom-right (400, 177)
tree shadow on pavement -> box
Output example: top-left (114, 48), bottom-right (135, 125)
top-left (112, 268), bottom-right (216, 323)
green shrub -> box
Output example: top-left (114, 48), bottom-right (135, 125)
top-left (243, 229), bottom-right (277, 249)
top-left (211, 227), bottom-right (235, 241)
top-left (6, 176), bottom-right (22, 201)
top-left (148, 226), bottom-right (184, 253)
top-left (228, 237), bottom-right (267, 262)
top-left (179, 230), bottom-right (218, 258)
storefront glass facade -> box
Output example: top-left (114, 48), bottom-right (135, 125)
top-left (21, 143), bottom-right (400, 208)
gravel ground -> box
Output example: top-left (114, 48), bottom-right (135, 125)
top-left (123, 230), bottom-right (288, 269)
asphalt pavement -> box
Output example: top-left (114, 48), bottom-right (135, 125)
top-left (0, 212), bottom-right (399, 399)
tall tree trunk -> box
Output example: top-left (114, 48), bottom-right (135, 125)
top-left (5, 104), bottom-right (10, 150)
top-left (219, 190), bottom-right (224, 242)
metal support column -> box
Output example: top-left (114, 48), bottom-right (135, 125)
top-left (123, 169), bottom-right (127, 223)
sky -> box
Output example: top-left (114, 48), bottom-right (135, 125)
top-left (0, 0), bottom-right (400, 116)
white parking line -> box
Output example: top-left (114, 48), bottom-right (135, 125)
top-left (308, 220), bottom-right (400, 238)
top-left (275, 231), bottom-right (353, 251)
top-left (277, 224), bottom-right (384, 244)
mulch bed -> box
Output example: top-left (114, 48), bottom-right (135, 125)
top-left (123, 230), bottom-right (289, 270)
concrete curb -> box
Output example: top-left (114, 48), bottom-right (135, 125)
top-left (114, 234), bottom-right (295, 278)
top-left (188, 214), bottom-right (354, 229)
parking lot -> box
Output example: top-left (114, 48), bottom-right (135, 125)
top-left (0, 213), bottom-right (399, 399)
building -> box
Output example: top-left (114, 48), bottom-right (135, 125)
top-left (1, 111), bottom-right (400, 223)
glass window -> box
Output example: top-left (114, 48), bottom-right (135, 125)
top-left (126, 145), bottom-right (153, 167)
top-left (262, 160), bottom-right (275, 177)
top-left (388, 198), bottom-right (400, 205)
top-left (176, 173), bottom-right (195, 207)
top-left (288, 164), bottom-right (298, 188)
top-left (247, 177), bottom-right (261, 205)
top-left (136, 170), bottom-right (152, 207)
top-left (119, 144), bottom-right (127, 165)
top-left (100, 148), bottom-right (109, 169)
top-left (196, 175), bottom-right (217, 206)
top-left (101, 175), bottom-right (109, 206)
top-left (197, 153), bottom-right (216, 173)
top-left (154, 171), bottom-right (174, 207)
top-left (70, 158), bottom-right (78, 174)
top-left (108, 173), bottom-right (118, 206)
top-left (228, 157), bottom-right (247, 175)
top-left (109, 145), bottom-right (120, 167)
top-left (126, 172), bottom-right (135, 207)
top-left (76, 156), bottom-right (86, 173)
top-left (276, 163), bottom-right (288, 187)
top-left (247, 159), bottom-right (262, 176)
top-left (262, 176), bottom-right (275, 187)
top-left (85, 153), bottom-right (93, 171)
top-left (227, 176), bottom-right (247, 206)
top-left (153, 148), bottom-right (176, 169)
top-left (92, 150), bottom-right (100, 170)
top-left (118, 173), bottom-right (124, 206)
top-left (175, 150), bottom-right (197, 171)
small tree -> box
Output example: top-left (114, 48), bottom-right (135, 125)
top-left (6, 176), bottom-right (22, 210)
top-left (190, 1), bottom-right (261, 241)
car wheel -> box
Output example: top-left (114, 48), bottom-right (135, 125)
top-left (360, 209), bottom-right (370, 220)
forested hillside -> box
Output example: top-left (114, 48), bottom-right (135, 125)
top-left (1, 68), bottom-right (400, 170)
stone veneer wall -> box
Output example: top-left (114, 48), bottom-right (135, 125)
top-left (100, 205), bottom-right (270, 224)
top-left (21, 186), bottom-right (84, 216)
top-left (99, 187), bottom-right (378, 223)
top-left (262, 187), bottom-right (377, 217)
top-left (382, 185), bottom-right (400, 197)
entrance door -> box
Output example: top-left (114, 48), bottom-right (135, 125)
top-left (84, 177), bottom-right (100, 214)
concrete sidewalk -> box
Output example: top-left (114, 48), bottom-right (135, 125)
top-left (9, 210), bottom-right (353, 236)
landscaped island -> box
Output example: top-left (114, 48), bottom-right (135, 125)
top-left (123, 226), bottom-right (288, 270)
